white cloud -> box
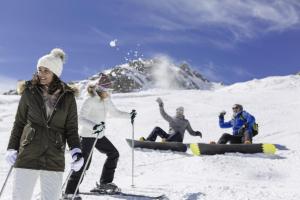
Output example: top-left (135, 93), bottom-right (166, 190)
top-left (131, 0), bottom-right (300, 42)
top-left (200, 62), bottom-right (225, 82)
top-left (0, 75), bottom-right (17, 93)
top-left (91, 27), bottom-right (113, 41)
top-left (198, 61), bottom-right (254, 84)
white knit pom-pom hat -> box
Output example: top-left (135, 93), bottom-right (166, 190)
top-left (37, 48), bottom-right (66, 77)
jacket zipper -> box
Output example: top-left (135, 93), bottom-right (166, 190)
top-left (47, 91), bottom-right (66, 127)
top-left (36, 87), bottom-right (66, 128)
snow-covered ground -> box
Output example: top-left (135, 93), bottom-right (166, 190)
top-left (1, 75), bottom-right (300, 200)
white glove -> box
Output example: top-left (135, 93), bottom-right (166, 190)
top-left (5, 149), bottom-right (18, 166)
top-left (70, 148), bottom-right (84, 172)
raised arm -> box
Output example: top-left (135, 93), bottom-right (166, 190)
top-left (219, 111), bottom-right (233, 128)
top-left (156, 98), bottom-right (172, 122)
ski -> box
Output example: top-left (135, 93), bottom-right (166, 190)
top-left (79, 191), bottom-right (167, 199)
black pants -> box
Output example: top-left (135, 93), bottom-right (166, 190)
top-left (146, 127), bottom-right (183, 142)
top-left (217, 130), bottom-right (252, 144)
top-left (65, 136), bottom-right (119, 194)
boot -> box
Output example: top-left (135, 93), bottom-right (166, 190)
top-left (139, 137), bottom-right (146, 141)
top-left (90, 182), bottom-right (121, 194)
top-left (62, 194), bottom-right (82, 200)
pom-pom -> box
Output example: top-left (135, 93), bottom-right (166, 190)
top-left (50, 48), bottom-right (66, 63)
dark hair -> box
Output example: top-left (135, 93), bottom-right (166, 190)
top-left (32, 72), bottom-right (63, 94)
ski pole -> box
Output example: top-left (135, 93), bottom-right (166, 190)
top-left (130, 109), bottom-right (136, 187)
top-left (61, 169), bottom-right (74, 196)
top-left (72, 122), bottom-right (105, 200)
top-left (0, 166), bottom-right (13, 198)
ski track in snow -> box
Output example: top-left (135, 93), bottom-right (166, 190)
top-left (0, 75), bottom-right (300, 200)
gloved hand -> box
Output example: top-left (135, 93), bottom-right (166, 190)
top-left (5, 149), bottom-right (18, 166)
top-left (219, 111), bottom-right (226, 118)
top-left (156, 97), bottom-right (163, 107)
top-left (70, 148), bottom-right (84, 172)
top-left (130, 110), bottom-right (137, 122)
top-left (93, 122), bottom-right (104, 131)
top-left (195, 131), bottom-right (202, 138)
top-left (238, 124), bottom-right (247, 135)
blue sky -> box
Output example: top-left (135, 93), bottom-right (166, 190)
top-left (0, 0), bottom-right (300, 90)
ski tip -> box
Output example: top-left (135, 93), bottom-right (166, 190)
top-left (190, 143), bottom-right (201, 156)
top-left (262, 143), bottom-right (276, 154)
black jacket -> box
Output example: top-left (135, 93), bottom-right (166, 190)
top-left (7, 81), bottom-right (81, 171)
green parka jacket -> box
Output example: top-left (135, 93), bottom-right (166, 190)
top-left (7, 80), bottom-right (81, 172)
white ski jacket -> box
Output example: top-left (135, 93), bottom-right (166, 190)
top-left (79, 95), bottom-right (130, 138)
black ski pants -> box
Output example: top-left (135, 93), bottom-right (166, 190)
top-left (146, 126), bottom-right (183, 142)
top-left (217, 130), bottom-right (252, 144)
top-left (65, 136), bottom-right (119, 194)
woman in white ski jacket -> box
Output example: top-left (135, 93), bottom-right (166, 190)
top-left (64, 75), bottom-right (135, 199)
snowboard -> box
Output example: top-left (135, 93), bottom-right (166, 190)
top-left (126, 138), bottom-right (188, 152)
top-left (189, 143), bottom-right (276, 156)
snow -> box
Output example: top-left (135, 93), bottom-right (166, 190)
top-left (109, 39), bottom-right (118, 48)
top-left (1, 75), bottom-right (300, 199)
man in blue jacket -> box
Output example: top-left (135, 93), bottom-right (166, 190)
top-left (217, 104), bottom-right (256, 144)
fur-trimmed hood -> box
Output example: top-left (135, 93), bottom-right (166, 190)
top-left (17, 80), bottom-right (80, 97)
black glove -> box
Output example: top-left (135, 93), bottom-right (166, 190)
top-left (93, 122), bottom-right (105, 131)
top-left (130, 110), bottom-right (137, 122)
top-left (156, 98), bottom-right (164, 107)
top-left (219, 111), bottom-right (226, 118)
top-left (195, 131), bottom-right (202, 138)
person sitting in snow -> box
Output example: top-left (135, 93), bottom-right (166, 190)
top-left (217, 104), bottom-right (256, 144)
top-left (140, 97), bottom-right (202, 142)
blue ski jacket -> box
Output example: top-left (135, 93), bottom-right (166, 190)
top-left (219, 111), bottom-right (256, 136)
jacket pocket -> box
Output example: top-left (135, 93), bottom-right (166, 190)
top-left (54, 132), bottom-right (65, 151)
top-left (21, 124), bottom-right (36, 147)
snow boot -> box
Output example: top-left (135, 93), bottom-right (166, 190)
top-left (139, 137), bottom-right (146, 141)
top-left (244, 140), bottom-right (252, 144)
top-left (90, 182), bottom-right (121, 194)
top-left (62, 194), bottom-right (82, 200)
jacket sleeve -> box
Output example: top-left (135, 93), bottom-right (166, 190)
top-left (219, 116), bottom-right (233, 128)
top-left (65, 94), bottom-right (81, 149)
top-left (241, 111), bottom-right (255, 132)
top-left (7, 91), bottom-right (29, 150)
top-left (78, 97), bottom-right (97, 129)
top-left (186, 121), bottom-right (198, 136)
top-left (159, 105), bottom-right (172, 122)
top-left (107, 98), bottom-right (130, 118)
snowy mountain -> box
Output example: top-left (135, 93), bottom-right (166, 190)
top-left (74, 58), bottom-right (215, 94)
top-left (2, 58), bottom-right (216, 95)
top-left (0, 75), bottom-right (17, 95)
top-left (1, 75), bottom-right (300, 200)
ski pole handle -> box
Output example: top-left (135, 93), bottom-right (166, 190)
top-left (130, 109), bottom-right (136, 125)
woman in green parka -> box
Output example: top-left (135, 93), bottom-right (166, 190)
top-left (5, 48), bottom-right (84, 200)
